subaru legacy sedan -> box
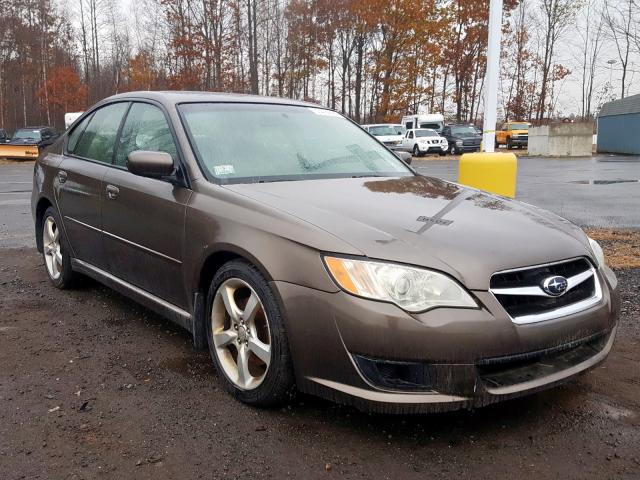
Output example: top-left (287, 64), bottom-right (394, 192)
top-left (32, 92), bottom-right (619, 413)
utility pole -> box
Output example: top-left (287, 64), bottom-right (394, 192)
top-left (482, 0), bottom-right (504, 153)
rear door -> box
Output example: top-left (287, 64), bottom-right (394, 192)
top-left (56, 102), bottom-right (130, 270)
top-left (101, 101), bottom-right (191, 309)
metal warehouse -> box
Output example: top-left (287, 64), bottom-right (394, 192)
top-left (597, 93), bottom-right (640, 155)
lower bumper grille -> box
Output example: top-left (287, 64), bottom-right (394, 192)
top-left (490, 258), bottom-right (602, 324)
top-left (477, 332), bottom-right (608, 388)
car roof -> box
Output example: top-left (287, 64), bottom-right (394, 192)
top-left (18, 126), bottom-right (51, 130)
top-left (104, 91), bottom-right (321, 109)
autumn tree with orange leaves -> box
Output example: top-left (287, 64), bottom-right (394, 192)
top-left (37, 66), bottom-right (88, 121)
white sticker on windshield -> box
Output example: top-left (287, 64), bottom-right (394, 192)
top-left (308, 107), bottom-right (341, 117)
top-left (214, 165), bottom-right (235, 176)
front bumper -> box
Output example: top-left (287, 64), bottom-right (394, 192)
top-left (509, 137), bottom-right (528, 146)
top-left (273, 267), bottom-right (619, 413)
top-left (419, 144), bottom-right (447, 153)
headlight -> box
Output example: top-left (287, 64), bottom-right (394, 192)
top-left (323, 256), bottom-right (477, 313)
top-left (456, 140), bottom-right (463, 146)
top-left (588, 237), bottom-right (606, 267)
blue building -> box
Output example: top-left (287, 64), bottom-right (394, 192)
top-left (597, 94), bottom-right (640, 154)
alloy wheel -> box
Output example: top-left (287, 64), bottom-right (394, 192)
top-left (211, 278), bottom-right (272, 390)
top-left (43, 216), bottom-right (63, 280)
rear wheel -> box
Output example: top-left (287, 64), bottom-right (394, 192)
top-left (41, 206), bottom-right (77, 289)
top-left (206, 259), bottom-right (294, 406)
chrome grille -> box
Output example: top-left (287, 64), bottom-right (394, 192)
top-left (490, 258), bottom-right (602, 324)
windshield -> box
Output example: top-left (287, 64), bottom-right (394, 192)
top-left (179, 103), bottom-right (413, 183)
top-left (510, 123), bottom-right (529, 130)
top-left (393, 125), bottom-right (406, 135)
top-left (450, 126), bottom-right (478, 137)
top-left (418, 122), bottom-right (442, 130)
top-left (415, 130), bottom-right (437, 138)
top-left (368, 126), bottom-right (400, 136)
top-left (13, 129), bottom-right (41, 140)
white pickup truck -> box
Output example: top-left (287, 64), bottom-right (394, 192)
top-left (400, 128), bottom-right (448, 156)
top-left (361, 124), bottom-right (405, 149)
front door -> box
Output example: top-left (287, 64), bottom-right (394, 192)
top-left (101, 102), bottom-right (191, 309)
top-left (56, 102), bottom-right (130, 270)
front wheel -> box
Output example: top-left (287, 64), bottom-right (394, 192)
top-left (206, 259), bottom-right (294, 406)
top-left (507, 138), bottom-right (513, 150)
top-left (41, 206), bottom-right (77, 289)
top-left (412, 144), bottom-right (421, 157)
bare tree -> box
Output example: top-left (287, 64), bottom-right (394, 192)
top-left (604, 0), bottom-right (636, 99)
top-left (535, 0), bottom-right (579, 121)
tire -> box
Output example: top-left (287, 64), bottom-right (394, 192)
top-left (495, 139), bottom-right (499, 149)
top-left (206, 259), bottom-right (294, 406)
top-left (41, 206), bottom-right (77, 289)
top-left (438, 150), bottom-right (446, 157)
top-left (412, 144), bottom-right (421, 157)
top-left (507, 138), bottom-right (513, 150)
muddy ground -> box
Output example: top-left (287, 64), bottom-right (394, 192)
top-left (1, 248), bottom-right (639, 480)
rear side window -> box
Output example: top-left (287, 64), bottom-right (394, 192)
top-left (73, 102), bottom-right (129, 163)
top-left (114, 103), bottom-right (177, 167)
top-left (67, 114), bottom-right (93, 152)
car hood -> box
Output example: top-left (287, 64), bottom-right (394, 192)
top-left (374, 135), bottom-right (403, 142)
top-left (224, 175), bottom-right (593, 290)
top-left (510, 129), bottom-right (529, 135)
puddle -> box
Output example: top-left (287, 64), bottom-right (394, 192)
top-left (569, 179), bottom-right (639, 185)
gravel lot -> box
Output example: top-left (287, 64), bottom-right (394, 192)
top-left (1, 248), bottom-right (639, 479)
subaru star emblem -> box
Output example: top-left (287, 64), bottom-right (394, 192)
top-left (541, 276), bottom-right (569, 296)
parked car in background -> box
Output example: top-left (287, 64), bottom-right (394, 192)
top-left (32, 91), bottom-right (619, 414)
top-left (442, 124), bottom-right (482, 154)
top-left (391, 124), bottom-right (406, 136)
top-left (0, 128), bottom-right (9, 143)
top-left (496, 121), bottom-right (531, 149)
top-left (361, 124), bottom-right (404, 149)
top-left (400, 114), bottom-right (445, 134)
top-left (401, 128), bottom-right (448, 156)
top-left (0, 126), bottom-right (59, 160)
top-left (65, 112), bottom-right (84, 130)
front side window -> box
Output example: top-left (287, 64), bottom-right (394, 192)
top-left (73, 102), bottom-right (129, 163)
top-left (179, 103), bottom-right (412, 183)
top-left (115, 103), bottom-right (178, 167)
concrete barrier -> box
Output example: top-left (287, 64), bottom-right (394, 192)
top-left (528, 122), bottom-right (593, 157)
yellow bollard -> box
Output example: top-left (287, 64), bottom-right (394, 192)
top-left (458, 152), bottom-right (518, 198)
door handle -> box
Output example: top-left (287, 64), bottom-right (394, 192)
top-left (57, 170), bottom-right (67, 183)
top-left (106, 184), bottom-right (119, 200)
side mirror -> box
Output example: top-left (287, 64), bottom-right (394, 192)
top-left (127, 150), bottom-right (175, 178)
top-left (395, 151), bottom-right (412, 165)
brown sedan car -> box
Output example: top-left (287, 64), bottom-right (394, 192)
top-left (32, 92), bottom-right (619, 413)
